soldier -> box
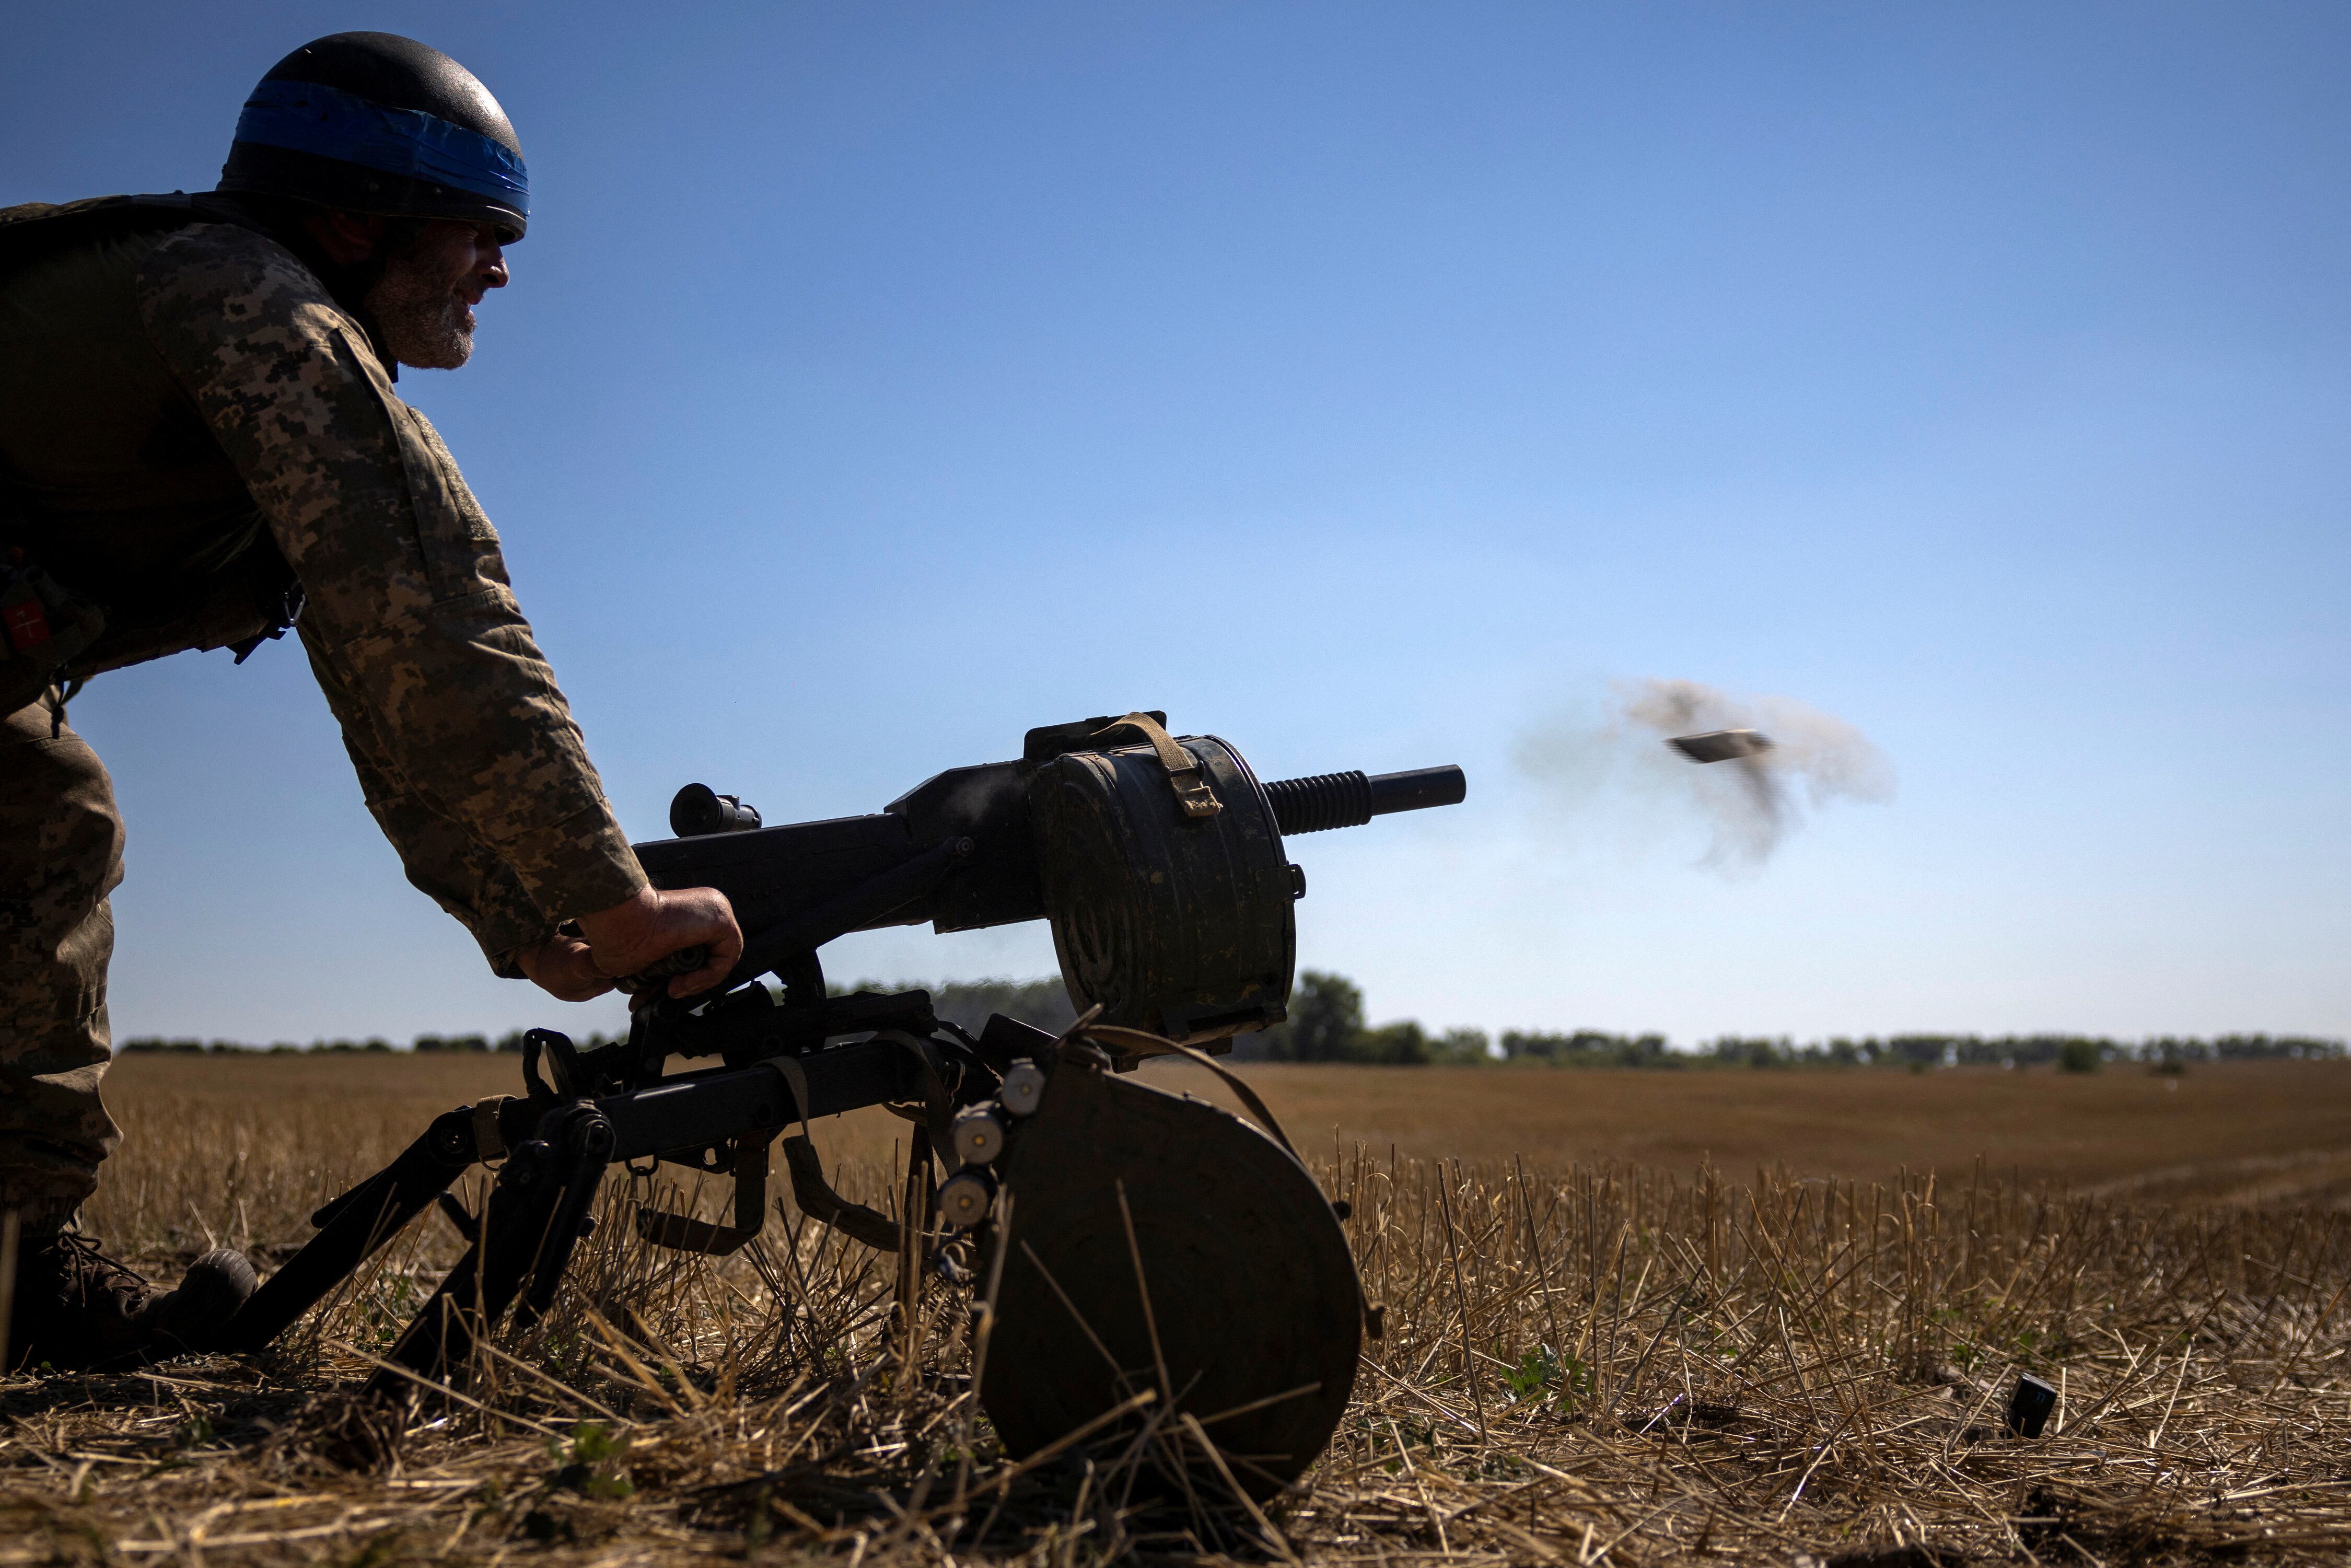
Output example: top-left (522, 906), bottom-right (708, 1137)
top-left (0, 33), bottom-right (743, 1369)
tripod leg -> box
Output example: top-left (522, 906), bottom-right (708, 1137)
top-left (366, 1106), bottom-right (614, 1398)
top-left (516, 1111), bottom-right (614, 1327)
top-left (219, 1108), bottom-right (479, 1352)
top-left (368, 1131), bottom-right (565, 1397)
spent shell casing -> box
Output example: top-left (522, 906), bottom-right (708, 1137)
top-left (1667, 728), bottom-right (1774, 764)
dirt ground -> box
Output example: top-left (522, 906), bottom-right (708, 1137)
top-left (14, 1051), bottom-right (2344, 1567)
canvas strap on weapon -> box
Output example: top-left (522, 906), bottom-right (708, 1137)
top-left (1088, 712), bottom-right (1222, 819)
top-left (638, 1032), bottom-right (955, 1257)
top-left (471, 1096), bottom-right (513, 1162)
top-left (1081, 1022), bottom-right (1386, 1340)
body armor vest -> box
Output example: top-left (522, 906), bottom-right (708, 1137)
top-left (0, 195), bottom-right (308, 698)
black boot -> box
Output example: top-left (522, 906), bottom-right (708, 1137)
top-left (7, 1232), bottom-right (258, 1372)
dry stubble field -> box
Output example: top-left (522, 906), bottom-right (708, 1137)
top-left (1, 1053), bottom-right (2346, 1566)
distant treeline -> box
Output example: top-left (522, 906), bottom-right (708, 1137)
top-left (1227, 972), bottom-right (2346, 1071)
top-left (119, 970), bottom-right (2342, 1070)
top-left (1488, 1030), bottom-right (2345, 1071)
top-left (115, 979), bottom-right (1076, 1057)
top-left (852, 979), bottom-right (1075, 1037)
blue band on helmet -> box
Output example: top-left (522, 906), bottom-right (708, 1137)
top-left (231, 78), bottom-right (528, 216)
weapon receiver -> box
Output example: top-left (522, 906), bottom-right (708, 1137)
top-left (636, 712), bottom-right (1463, 1042)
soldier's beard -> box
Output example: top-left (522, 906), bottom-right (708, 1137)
top-left (367, 240), bottom-right (477, 370)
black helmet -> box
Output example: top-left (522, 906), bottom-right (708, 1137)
top-left (217, 32), bottom-right (528, 241)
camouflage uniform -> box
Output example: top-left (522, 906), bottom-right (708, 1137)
top-left (0, 205), bottom-right (647, 1230)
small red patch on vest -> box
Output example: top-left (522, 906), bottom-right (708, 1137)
top-left (3, 597), bottom-right (52, 652)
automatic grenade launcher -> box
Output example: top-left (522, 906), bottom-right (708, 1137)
top-left (219, 712), bottom-right (1465, 1495)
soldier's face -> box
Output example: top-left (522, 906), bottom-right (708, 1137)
top-left (368, 220), bottom-right (509, 371)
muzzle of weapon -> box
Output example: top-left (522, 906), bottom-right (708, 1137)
top-left (627, 714), bottom-right (1466, 1046)
top-left (1261, 763), bottom-right (1466, 834)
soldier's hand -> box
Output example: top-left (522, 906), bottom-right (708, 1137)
top-left (575, 884), bottom-right (744, 1000)
top-left (515, 931), bottom-right (611, 1002)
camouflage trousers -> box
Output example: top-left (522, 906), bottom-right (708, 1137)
top-left (0, 699), bottom-right (124, 1234)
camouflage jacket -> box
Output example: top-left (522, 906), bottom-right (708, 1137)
top-left (0, 204), bottom-right (646, 969)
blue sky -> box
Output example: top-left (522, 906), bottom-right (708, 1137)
top-left (10, 2), bottom-right (2347, 1047)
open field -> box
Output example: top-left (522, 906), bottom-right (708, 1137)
top-left (84, 1055), bottom-right (2351, 1248)
top-left (1, 1052), bottom-right (2346, 1565)
top-left (1193, 1060), bottom-right (2351, 1205)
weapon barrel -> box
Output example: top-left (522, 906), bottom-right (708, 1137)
top-left (1262, 764), bottom-right (1465, 835)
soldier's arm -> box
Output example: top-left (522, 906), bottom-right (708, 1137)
top-left (297, 621), bottom-right (554, 974)
top-left (135, 222), bottom-right (733, 986)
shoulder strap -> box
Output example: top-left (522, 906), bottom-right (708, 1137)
top-left (0, 192), bottom-right (279, 270)
top-left (0, 193), bottom-right (187, 255)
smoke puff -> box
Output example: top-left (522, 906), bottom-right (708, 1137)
top-left (1519, 678), bottom-right (1895, 872)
